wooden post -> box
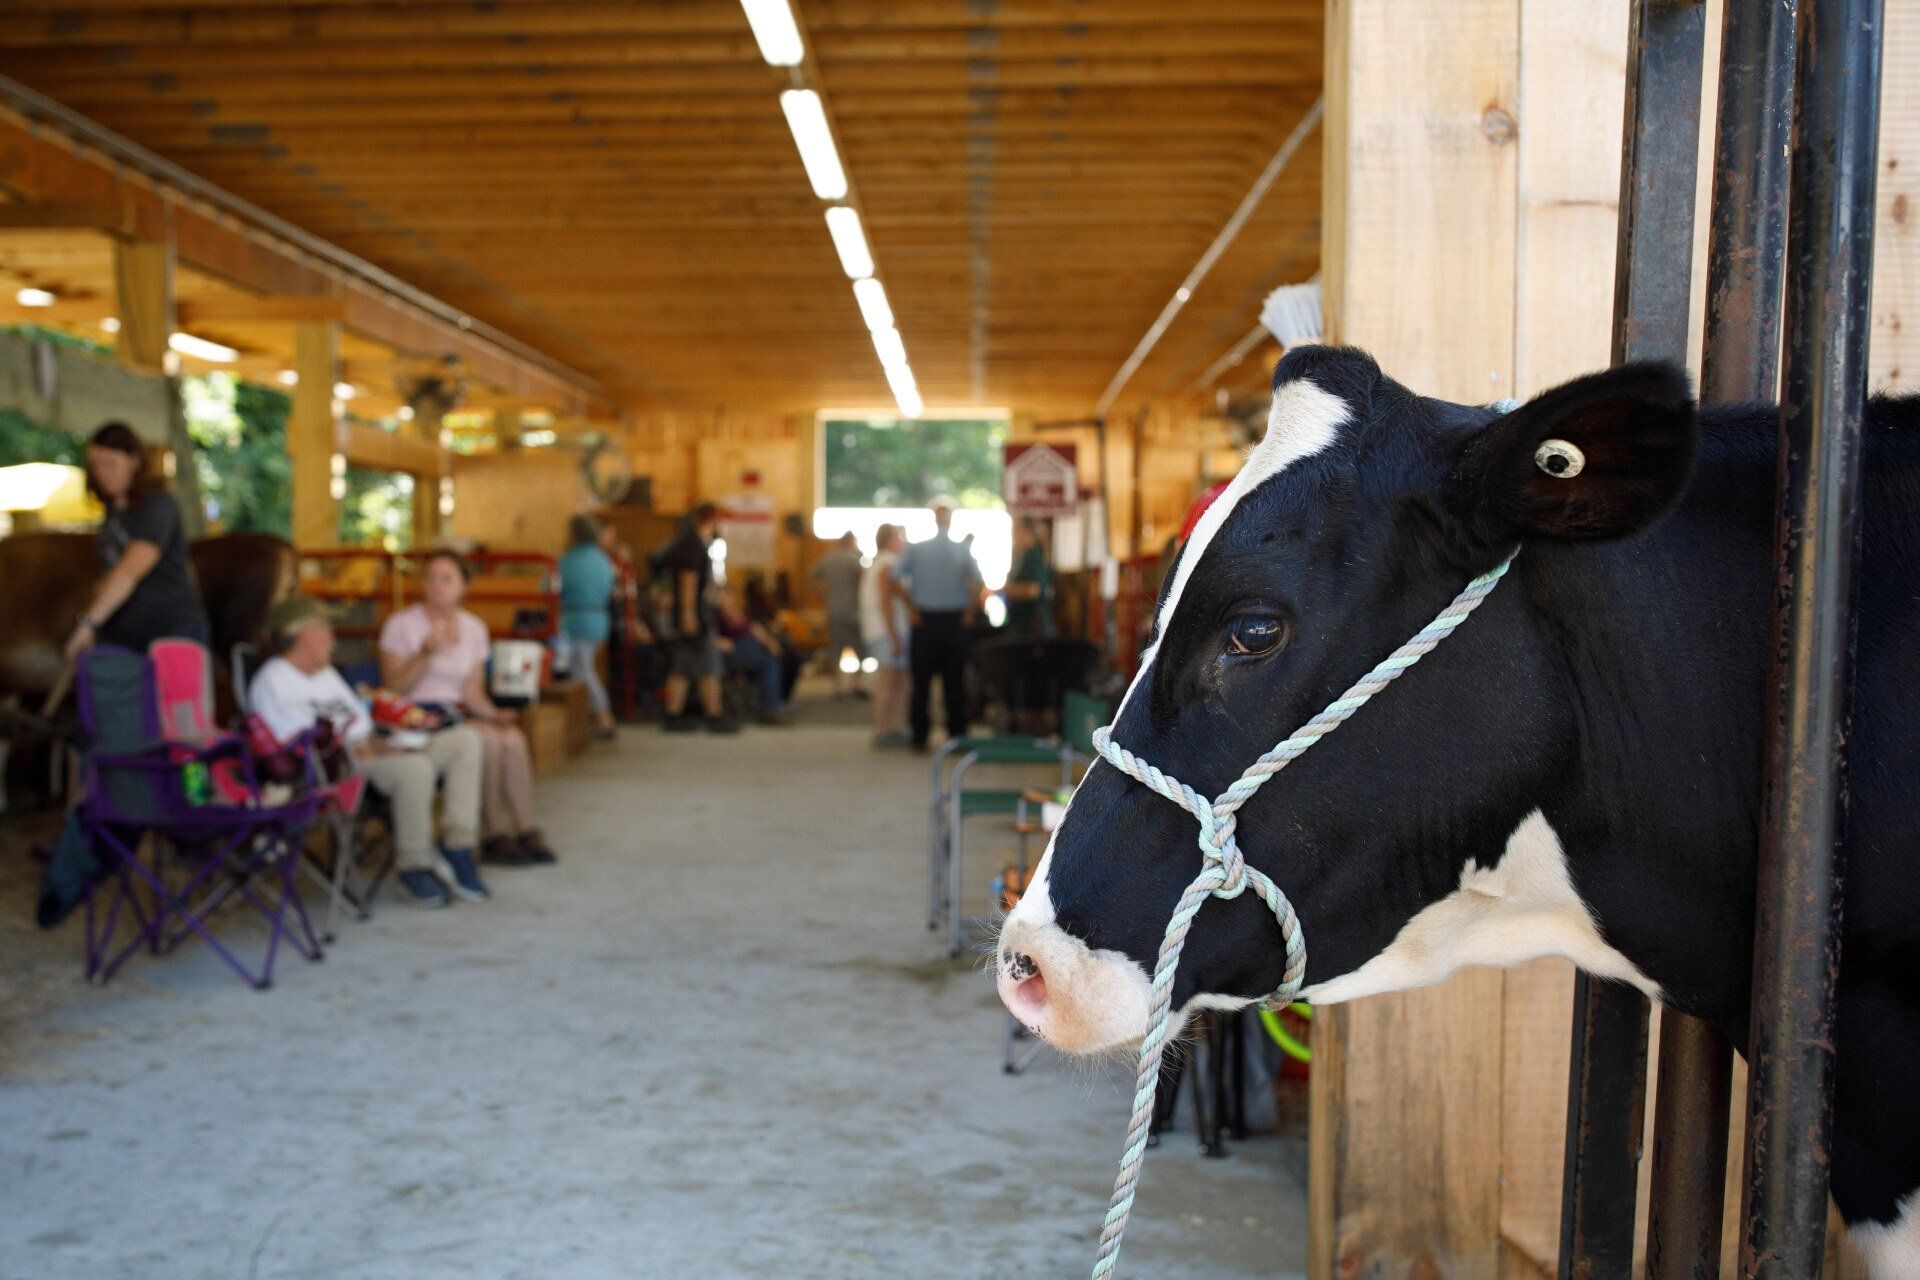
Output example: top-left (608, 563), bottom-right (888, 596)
top-left (289, 320), bottom-right (340, 548)
top-left (1313, 1), bottom-right (1519, 1274)
top-left (112, 239), bottom-right (172, 374)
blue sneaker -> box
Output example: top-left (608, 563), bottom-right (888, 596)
top-left (440, 848), bottom-right (490, 903)
top-left (398, 869), bottom-right (451, 907)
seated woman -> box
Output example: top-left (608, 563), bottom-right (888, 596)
top-left (378, 550), bottom-right (556, 867)
top-left (248, 597), bottom-right (488, 907)
top-left (714, 586), bottom-right (790, 726)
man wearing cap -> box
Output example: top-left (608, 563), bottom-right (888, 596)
top-left (895, 497), bottom-right (984, 750)
top-left (248, 597), bottom-right (488, 908)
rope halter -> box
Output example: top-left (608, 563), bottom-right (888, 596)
top-left (1083, 551), bottom-right (1518, 1280)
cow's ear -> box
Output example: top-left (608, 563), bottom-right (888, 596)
top-left (1446, 362), bottom-right (1696, 542)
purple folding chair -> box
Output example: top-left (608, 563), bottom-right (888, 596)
top-left (78, 642), bottom-right (328, 990)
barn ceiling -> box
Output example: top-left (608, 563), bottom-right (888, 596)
top-left (0, 1), bottom-right (1322, 416)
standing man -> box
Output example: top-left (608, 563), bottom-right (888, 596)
top-left (811, 531), bottom-right (867, 697)
top-left (656, 503), bottom-right (738, 734)
top-left (896, 497), bottom-right (984, 751)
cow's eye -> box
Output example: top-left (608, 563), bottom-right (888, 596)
top-left (1224, 615), bottom-right (1286, 656)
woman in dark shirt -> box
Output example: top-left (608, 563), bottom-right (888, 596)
top-left (62, 421), bottom-right (210, 661)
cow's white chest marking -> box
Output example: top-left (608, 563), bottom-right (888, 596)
top-left (1300, 810), bottom-right (1662, 1005)
top-left (1856, 1193), bottom-right (1920, 1280)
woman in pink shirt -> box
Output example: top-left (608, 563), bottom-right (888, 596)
top-left (378, 550), bottom-right (556, 866)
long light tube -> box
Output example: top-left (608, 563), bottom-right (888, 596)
top-left (883, 360), bottom-right (922, 419)
top-left (852, 277), bottom-right (893, 333)
top-left (15, 287), bottom-right (55, 307)
top-left (779, 89), bottom-right (848, 200)
top-left (740, 0), bottom-right (804, 66)
top-left (872, 326), bottom-right (907, 369)
top-left (824, 206), bottom-right (874, 279)
top-left (168, 332), bottom-right (238, 362)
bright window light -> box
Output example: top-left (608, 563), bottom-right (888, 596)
top-left (396, 405), bottom-right (415, 421)
top-left (15, 287), bottom-right (55, 307)
top-left (853, 277), bottom-right (893, 333)
top-left (333, 382), bottom-right (356, 400)
top-left (100, 316), bottom-right (121, 334)
top-left (521, 428), bottom-right (558, 447)
top-left (872, 325), bottom-right (907, 369)
top-left (824, 206), bottom-right (873, 279)
top-left (276, 370), bottom-right (298, 386)
top-left (780, 89), bottom-right (848, 200)
top-left (0, 462), bottom-right (81, 511)
top-left (740, 0), bottom-right (804, 66)
top-left (168, 332), bottom-right (238, 363)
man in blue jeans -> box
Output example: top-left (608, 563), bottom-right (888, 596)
top-left (896, 497), bottom-right (984, 751)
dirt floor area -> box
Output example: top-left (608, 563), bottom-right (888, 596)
top-left (0, 696), bottom-right (1307, 1280)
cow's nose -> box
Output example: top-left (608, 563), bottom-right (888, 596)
top-left (998, 949), bottom-right (1050, 1030)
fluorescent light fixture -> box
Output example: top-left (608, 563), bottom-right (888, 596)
top-left (15, 287), bottom-right (55, 307)
top-left (740, 0), bottom-right (804, 66)
top-left (884, 360), bottom-right (922, 418)
top-left (333, 382), bottom-right (356, 400)
top-left (780, 89), bottom-right (847, 200)
top-left (824, 206), bottom-right (874, 279)
top-left (168, 332), bottom-right (238, 362)
top-left (276, 370), bottom-right (298, 386)
top-left (852, 277), bottom-right (893, 333)
top-left (100, 316), bottom-right (121, 333)
top-left (872, 325), bottom-right (907, 369)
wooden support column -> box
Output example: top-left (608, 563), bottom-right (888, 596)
top-left (1313, 3), bottom-right (1519, 1273)
top-left (289, 320), bottom-right (340, 549)
top-left (112, 240), bottom-right (172, 374)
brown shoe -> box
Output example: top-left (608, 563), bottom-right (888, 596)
top-left (516, 830), bottom-right (558, 865)
top-left (481, 835), bottom-right (528, 866)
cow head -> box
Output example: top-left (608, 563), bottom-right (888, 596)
top-left (997, 345), bottom-right (1695, 1052)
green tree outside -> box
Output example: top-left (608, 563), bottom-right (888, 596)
top-left (822, 416), bottom-right (1006, 509)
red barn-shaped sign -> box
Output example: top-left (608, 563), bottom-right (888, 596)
top-left (1002, 442), bottom-right (1078, 517)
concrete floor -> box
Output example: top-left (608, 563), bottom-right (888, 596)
top-left (0, 704), bottom-right (1307, 1280)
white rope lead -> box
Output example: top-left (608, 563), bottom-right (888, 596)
top-left (1084, 552), bottom-right (1517, 1280)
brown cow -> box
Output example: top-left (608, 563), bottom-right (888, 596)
top-left (0, 531), bottom-right (297, 805)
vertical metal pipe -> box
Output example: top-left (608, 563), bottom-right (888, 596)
top-left (1738, 0), bottom-right (1883, 1273)
top-left (1646, 7), bottom-right (1797, 1278)
top-left (1560, 5), bottom-right (1705, 1279)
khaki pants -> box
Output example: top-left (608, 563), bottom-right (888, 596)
top-left (353, 724), bottom-right (482, 871)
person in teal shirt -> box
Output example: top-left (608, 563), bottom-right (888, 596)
top-left (558, 514), bottom-right (619, 738)
top-left (1002, 517), bottom-right (1055, 637)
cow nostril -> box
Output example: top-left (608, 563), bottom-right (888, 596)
top-left (1000, 951), bottom-right (1050, 1028)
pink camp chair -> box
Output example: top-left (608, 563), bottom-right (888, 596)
top-left (79, 641), bottom-right (328, 989)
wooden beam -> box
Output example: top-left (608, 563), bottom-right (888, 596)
top-left (288, 319), bottom-right (338, 548)
top-left (0, 111), bottom-right (609, 411)
top-left (340, 421), bottom-right (442, 478)
top-left (177, 295), bottom-right (347, 324)
top-left (112, 238), bottom-right (170, 373)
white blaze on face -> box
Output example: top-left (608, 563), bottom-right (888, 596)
top-left (1300, 810), bottom-right (1663, 1005)
top-left (995, 376), bottom-right (1350, 1054)
top-left (1111, 377), bottom-right (1351, 724)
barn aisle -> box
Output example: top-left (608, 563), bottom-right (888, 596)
top-left (0, 714), bottom-right (1306, 1280)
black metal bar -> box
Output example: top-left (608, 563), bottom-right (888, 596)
top-left (1699, 0), bottom-right (1797, 406)
top-left (1560, 6), bottom-right (1706, 1279)
top-left (1738, 0), bottom-right (1883, 1272)
top-left (1644, 6), bottom-right (1798, 1277)
top-left (1645, 1016), bottom-right (1735, 1280)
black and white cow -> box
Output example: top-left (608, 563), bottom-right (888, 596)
top-left (997, 345), bottom-right (1920, 1271)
